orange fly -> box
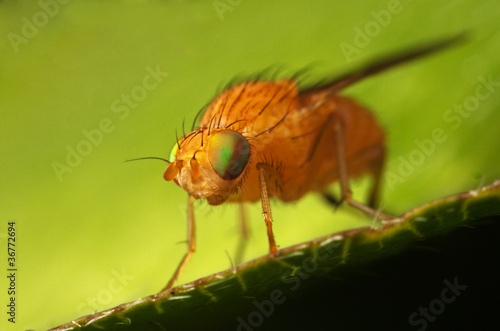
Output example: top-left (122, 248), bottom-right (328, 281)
top-left (152, 36), bottom-right (462, 291)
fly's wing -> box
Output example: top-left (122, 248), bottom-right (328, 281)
top-left (304, 34), bottom-right (466, 95)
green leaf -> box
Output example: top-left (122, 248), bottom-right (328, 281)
top-left (50, 180), bottom-right (500, 330)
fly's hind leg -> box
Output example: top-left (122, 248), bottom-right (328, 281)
top-left (333, 120), bottom-right (393, 221)
top-left (322, 191), bottom-right (342, 209)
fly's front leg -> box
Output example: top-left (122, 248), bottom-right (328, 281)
top-left (161, 194), bottom-right (196, 292)
top-left (257, 163), bottom-right (278, 255)
top-left (234, 203), bottom-right (249, 265)
top-left (333, 120), bottom-right (393, 221)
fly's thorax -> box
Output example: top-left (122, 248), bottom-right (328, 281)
top-left (199, 80), bottom-right (300, 132)
top-left (164, 129), bottom-right (252, 205)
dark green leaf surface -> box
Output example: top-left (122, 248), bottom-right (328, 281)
top-left (50, 180), bottom-right (500, 330)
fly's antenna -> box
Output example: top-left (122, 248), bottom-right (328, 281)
top-left (182, 118), bottom-right (186, 138)
top-left (124, 157), bottom-right (171, 164)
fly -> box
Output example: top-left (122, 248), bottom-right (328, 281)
top-left (136, 35), bottom-right (464, 291)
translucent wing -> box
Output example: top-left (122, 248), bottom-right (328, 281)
top-left (305, 34), bottom-right (466, 95)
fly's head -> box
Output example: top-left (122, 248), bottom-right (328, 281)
top-left (164, 129), bottom-right (251, 205)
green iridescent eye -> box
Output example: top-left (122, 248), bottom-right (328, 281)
top-left (208, 130), bottom-right (250, 180)
top-left (169, 142), bottom-right (179, 163)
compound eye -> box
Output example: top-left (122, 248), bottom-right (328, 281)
top-left (208, 130), bottom-right (250, 180)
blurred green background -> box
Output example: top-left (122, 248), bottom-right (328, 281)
top-left (0, 0), bottom-right (499, 330)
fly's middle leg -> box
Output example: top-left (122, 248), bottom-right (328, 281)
top-left (257, 163), bottom-right (278, 255)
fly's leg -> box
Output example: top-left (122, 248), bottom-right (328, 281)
top-left (333, 120), bottom-right (394, 221)
top-left (322, 191), bottom-right (342, 209)
top-left (322, 144), bottom-right (386, 211)
top-left (234, 203), bottom-right (249, 265)
top-left (368, 146), bottom-right (385, 208)
top-left (161, 194), bottom-right (196, 291)
top-left (257, 163), bottom-right (278, 255)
